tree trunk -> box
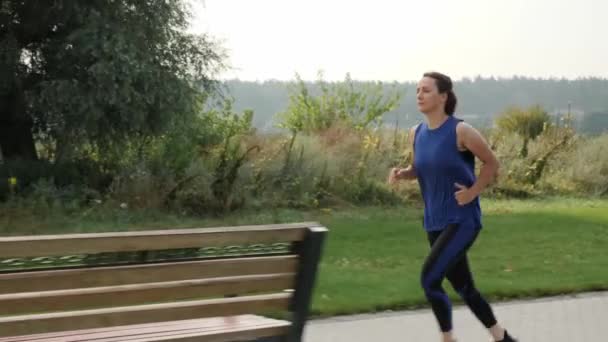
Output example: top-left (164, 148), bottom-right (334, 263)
top-left (519, 137), bottom-right (529, 158)
top-left (0, 81), bottom-right (38, 161)
top-left (0, 120), bottom-right (37, 161)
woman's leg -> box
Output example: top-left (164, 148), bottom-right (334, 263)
top-left (446, 253), bottom-right (497, 328)
top-left (421, 223), bottom-right (479, 339)
top-left (443, 229), bottom-right (517, 342)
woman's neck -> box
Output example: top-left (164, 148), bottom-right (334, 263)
top-left (426, 110), bottom-right (449, 129)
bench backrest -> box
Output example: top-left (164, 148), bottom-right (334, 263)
top-left (0, 222), bottom-right (327, 338)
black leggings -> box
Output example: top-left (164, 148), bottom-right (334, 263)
top-left (421, 223), bottom-right (497, 332)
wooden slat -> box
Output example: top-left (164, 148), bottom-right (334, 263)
top-left (0, 293), bottom-right (291, 337)
top-left (90, 324), bottom-right (290, 342)
top-left (0, 222), bottom-right (321, 258)
top-left (0, 255), bottom-right (298, 294)
top-left (0, 316), bottom-right (261, 342)
top-left (0, 316), bottom-right (290, 342)
top-left (0, 273), bottom-right (295, 315)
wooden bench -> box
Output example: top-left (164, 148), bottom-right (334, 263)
top-left (0, 222), bottom-right (327, 341)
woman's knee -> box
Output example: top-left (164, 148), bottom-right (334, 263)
top-left (454, 282), bottom-right (480, 300)
top-left (420, 271), bottom-right (440, 293)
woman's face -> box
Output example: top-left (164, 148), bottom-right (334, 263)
top-left (416, 77), bottom-right (446, 114)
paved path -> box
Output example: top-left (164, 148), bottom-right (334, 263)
top-left (305, 291), bottom-right (607, 341)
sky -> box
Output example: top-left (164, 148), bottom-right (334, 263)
top-left (190, 0), bottom-right (607, 82)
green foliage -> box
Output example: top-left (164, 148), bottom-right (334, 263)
top-left (206, 101), bottom-right (257, 212)
top-left (490, 110), bottom-right (577, 197)
top-left (1, 0), bottom-right (224, 160)
top-left (4, 54), bottom-right (608, 217)
top-left (0, 158), bottom-right (110, 201)
top-left (523, 122), bottom-right (575, 185)
top-left (154, 100), bottom-right (259, 213)
top-left (0, 95), bottom-right (262, 214)
top-left (277, 73), bottom-right (402, 134)
top-left (496, 105), bottom-right (551, 157)
top-left (226, 77), bottom-right (608, 134)
top-left (544, 134), bottom-right (608, 196)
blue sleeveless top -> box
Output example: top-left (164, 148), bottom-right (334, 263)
top-left (413, 116), bottom-right (482, 232)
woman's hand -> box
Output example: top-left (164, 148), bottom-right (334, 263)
top-left (388, 167), bottom-right (401, 184)
top-left (454, 183), bottom-right (477, 206)
top-left (389, 166), bottom-right (417, 184)
top-left (456, 122), bottom-right (500, 197)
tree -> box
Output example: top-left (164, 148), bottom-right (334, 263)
top-left (0, 0), bottom-right (223, 161)
top-left (277, 72), bottom-right (402, 135)
top-left (496, 105), bottom-right (550, 157)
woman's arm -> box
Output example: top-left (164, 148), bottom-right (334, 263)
top-left (390, 125), bottom-right (418, 182)
top-left (455, 122), bottom-right (500, 202)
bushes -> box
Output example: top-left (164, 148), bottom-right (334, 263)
top-left (2, 84), bottom-right (608, 218)
top-left (247, 128), bottom-right (405, 208)
top-left (545, 134), bottom-right (608, 196)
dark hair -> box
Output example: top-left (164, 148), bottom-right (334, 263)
top-left (423, 71), bottom-right (457, 116)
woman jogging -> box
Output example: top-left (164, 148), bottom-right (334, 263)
top-left (389, 71), bottom-right (517, 342)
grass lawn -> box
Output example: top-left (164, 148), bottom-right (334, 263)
top-left (310, 198), bottom-right (608, 316)
top-left (1, 197), bottom-right (607, 317)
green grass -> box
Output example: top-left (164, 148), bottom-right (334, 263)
top-left (1, 198), bottom-right (607, 317)
top-left (311, 198), bottom-right (608, 316)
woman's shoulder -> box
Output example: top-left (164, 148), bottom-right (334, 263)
top-left (408, 123), bottom-right (421, 146)
top-left (454, 119), bottom-right (475, 135)
top-left (410, 123), bottom-right (422, 134)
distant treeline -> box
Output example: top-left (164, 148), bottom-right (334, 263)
top-left (225, 77), bottom-right (608, 134)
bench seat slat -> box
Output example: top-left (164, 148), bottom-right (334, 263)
top-left (0, 315), bottom-right (290, 342)
top-left (0, 273), bottom-right (295, 315)
top-left (92, 324), bottom-right (289, 342)
top-left (0, 293), bottom-right (291, 337)
top-left (0, 256), bottom-right (298, 294)
top-left (0, 316), bottom-right (269, 342)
